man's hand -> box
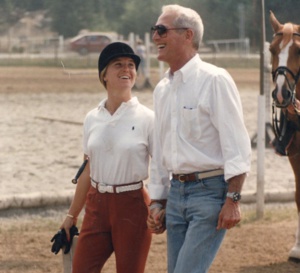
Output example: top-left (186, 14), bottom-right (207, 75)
top-left (217, 199), bottom-right (241, 230)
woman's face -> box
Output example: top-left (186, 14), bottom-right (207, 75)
top-left (104, 57), bottom-right (137, 90)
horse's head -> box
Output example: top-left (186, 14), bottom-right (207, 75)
top-left (269, 11), bottom-right (300, 111)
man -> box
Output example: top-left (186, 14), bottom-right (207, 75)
top-left (136, 39), bottom-right (146, 76)
top-left (147, 5), bottom-right (251, 273)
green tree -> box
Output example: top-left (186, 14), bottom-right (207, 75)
top-left (0, 0), bottom-right (24, 34)
top-left (1, 0), bottom-right (300, 50)
top-left (47, 0), bottom-right (96, 38)
top-left (118, 0), bottom-right (161, 38)
top-left (92, 0), bottom-right (127, 31)
top-left (265, 0), bottom-right (300, 40)
top-left (14, 0), bottom-right (46, 11)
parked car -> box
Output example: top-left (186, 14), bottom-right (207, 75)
top-left (69, 32), bottom-right (118, 55)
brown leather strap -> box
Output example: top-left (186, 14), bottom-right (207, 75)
top-left (172, 169), bottom-right (224, 182)
top-left (172, 173), bottom-right (197, 182)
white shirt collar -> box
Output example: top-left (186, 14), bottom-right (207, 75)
top-left (165, 54), bottom-right (201, 83)
top-left (97, 96), bottom-right (139, 111)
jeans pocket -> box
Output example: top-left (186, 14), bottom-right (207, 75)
top-left (200, 176), bottom-right (227, 201)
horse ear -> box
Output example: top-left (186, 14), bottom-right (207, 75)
top-left (270, 10), bottom-right (282, 33)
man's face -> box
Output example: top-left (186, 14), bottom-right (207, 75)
top-left (152, 11), bottom-right (189, 69)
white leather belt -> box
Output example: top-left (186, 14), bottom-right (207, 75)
top-left (91, 180), bottom-right (143, 194)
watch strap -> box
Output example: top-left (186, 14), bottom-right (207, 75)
top-left (226, 192), bottom-right (241, 202)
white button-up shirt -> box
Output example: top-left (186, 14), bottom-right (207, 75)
top-left (83, 97), bottom-right (155, 185)
top-left (148, 55), bottom-right (251, 199)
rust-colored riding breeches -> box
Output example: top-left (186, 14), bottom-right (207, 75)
top-left (72, 185), bottom-right (152, 273)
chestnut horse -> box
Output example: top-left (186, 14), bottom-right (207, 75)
top-left (269, 11), bottom-right (300, 262)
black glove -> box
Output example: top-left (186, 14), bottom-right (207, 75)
top-left (50, 225), bottom-right (79, 255)
top-left (64, 225), bottom-right (79, 254)
top-left (51, 229), bottom-right (68, 255)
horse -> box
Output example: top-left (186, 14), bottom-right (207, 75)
top-left (269, 11), bottom-right (300, 262)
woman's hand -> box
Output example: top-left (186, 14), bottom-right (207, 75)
top-left (60, 214), bottom-right (77, 241)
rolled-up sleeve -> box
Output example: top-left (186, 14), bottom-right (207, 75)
top-left (210, 71), bottom-right (251, 181)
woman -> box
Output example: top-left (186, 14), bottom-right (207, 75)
top-left (60, 42), bottom-right (153, 273)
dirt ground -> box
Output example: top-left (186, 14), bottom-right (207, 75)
top-left (0, 66), bottom-right (300, 273)
top-left (0, 204), bottom-right (299, 273)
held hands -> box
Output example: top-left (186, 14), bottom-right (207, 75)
top-left (147, 201), bottom-right (166, 234)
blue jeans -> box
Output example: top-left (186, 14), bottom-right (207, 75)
top-left (166, 175), bottom-right (227, 273)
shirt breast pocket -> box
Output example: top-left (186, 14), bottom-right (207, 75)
top-left (180, 107), bottom-right (201, 140)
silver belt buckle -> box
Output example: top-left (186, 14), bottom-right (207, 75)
top-left (98, 184), bottom-right (106, 193)
top-left (99, 184), bottom-right (113, 193)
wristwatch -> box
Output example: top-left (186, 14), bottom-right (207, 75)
top-left (226, 192), bottom-right (241, 202)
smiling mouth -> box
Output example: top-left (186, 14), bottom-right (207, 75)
top-left (120, 76), bottom-right (130, 79)
top-left (157, 44), bottom-right (166, 50)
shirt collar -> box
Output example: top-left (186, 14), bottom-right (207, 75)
top-left (165, 54), bottom-right (201, 83)
top-left (97, 96), bottom-right (139, 111)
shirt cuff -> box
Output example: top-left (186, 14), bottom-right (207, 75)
top-left (146, 183), bottom-right (169, 200)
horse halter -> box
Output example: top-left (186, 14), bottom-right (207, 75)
top-left (271, 32), bottom-right (300, 109)
top-left (271, 66), bottom-right (300, 108)
top-left (271, 66), bottom-right (300, 141)
top-left (271, 31), bottom-right (300, 140)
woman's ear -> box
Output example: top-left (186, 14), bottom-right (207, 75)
top-left (103, 72), bottom-right (107, 82)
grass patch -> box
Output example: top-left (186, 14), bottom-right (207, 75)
top-left (241, 204), bottom-right (297, 225)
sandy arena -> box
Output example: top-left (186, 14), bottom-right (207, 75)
top-left (0, 66), bottom-right (299, 272)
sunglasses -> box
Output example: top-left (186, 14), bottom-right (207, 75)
top-left (150, 25), bottom-right (188, 38)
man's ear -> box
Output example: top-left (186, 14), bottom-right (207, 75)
top-left (186, 28), bottom-right (194, 42)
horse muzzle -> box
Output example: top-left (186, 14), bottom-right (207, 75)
top-left (272, 86), bottom-right (293, 108)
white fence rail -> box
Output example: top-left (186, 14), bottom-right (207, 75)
top-left (206, 38), bottom-right (250, 56)
top-left (0, 35), bottom-right (64, 54)
top-left (0, 35), bottom-right (251, 56)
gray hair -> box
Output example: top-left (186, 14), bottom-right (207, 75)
top-left (162, 5), bottom-right (204, 50)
